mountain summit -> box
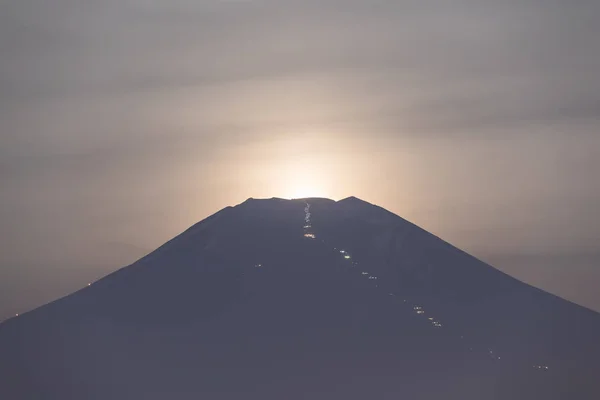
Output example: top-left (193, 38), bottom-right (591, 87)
top-left (1, 197), bottom-right (599, 399)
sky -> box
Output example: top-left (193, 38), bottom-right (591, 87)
top-left (1, 0), bottom-right (599, 319)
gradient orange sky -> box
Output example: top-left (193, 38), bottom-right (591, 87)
top-left (1, 0), bottom-right (600, 319)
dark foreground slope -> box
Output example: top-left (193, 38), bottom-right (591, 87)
top-left (1, 197), bottom-right (599, 400)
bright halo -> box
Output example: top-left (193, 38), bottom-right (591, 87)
top-left (287, 186), bottom-right (328, 200)
top-left (275, 155), bottom-right (333, 200)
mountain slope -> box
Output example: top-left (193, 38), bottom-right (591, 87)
top-left (1, 197), bottom-right (599, 399)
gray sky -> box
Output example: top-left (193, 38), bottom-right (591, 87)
top-left (1, 0), bottom-right (600, 319)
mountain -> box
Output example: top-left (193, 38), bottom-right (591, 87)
top-left (1, 196), bottom-right (599, 399)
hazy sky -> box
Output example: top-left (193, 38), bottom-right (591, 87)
top-left (1, 0), bottom-right (599, 319)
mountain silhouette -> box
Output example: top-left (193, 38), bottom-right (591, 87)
top-left (1, 197), bottom-right (599, 399)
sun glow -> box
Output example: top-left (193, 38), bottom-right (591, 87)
top-left (288, 186), bottom-right (329, 200)
top-left (278, 159), bottom-right (334, 200)
top-left (248, 133), bottom-right (363, 201)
